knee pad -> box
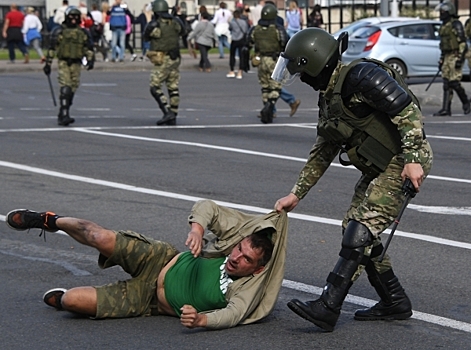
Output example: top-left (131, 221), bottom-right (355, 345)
top-left (60, 86), bottom-right (72, 100)
top-left (342, 220), bottom-right (373, 249)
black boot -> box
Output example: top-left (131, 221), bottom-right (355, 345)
top-left (354, 265), bottom-right (412, 321)
top-left (57, 86), bottom-right (75, 126)
top-left (260, 99), bottom-right (276, 124)
top-left (433, 88), bottom-right (451, 116)
top-left (156, 111), bottom-right (177, 125)
top-left (450, 80), bottom-right (471, 114)
top-left (288, 221), bottom-right (372, 331)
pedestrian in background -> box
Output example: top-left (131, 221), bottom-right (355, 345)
top-left (188, 11), bottom-right (217, 73)
top-left (107, 0), bottom-right (133, 63)
top-left (123, 4), bottom-right (137, 62)
top-left (54, 0), bottom-right (69, 25)
top-left (22, 7), bottom-right (45, 63)
top-left (2, 3), bottom-right (29, 64)
top-left (212, 2), bottom-right (232, 59)
top-left (227, 9), bottom-right (249, 79)
top-left (285, 0), bottom-right (302, 38)
top-left (307, 4), bottom-right (323, 28)
top-left (136, 3), bottom-right (152, 61)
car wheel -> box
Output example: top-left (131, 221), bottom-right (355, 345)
top-left (386, 59), bottom-right (407, 77)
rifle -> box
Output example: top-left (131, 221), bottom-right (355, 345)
top-left (46, 73), bottom-right (57, 107)
top-left (425, 68), bottom-right (441, 92)
top-left (378, 178), bottom-right (417, 263)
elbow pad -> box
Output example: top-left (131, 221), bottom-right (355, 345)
top-left (343, 62), bottom-right (412, 117)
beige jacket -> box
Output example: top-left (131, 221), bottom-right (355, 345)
top-left (188, 199), bottom-right (289, 329)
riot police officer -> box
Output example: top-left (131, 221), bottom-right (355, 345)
top-left (434, 0), bottom-right (470, 116)
top-left (43, 7), bottom-right (95, 126)
top-left (248, 3), bottom-right (288, 124)
top-left (272, 28), bottom-right (433, 331)
top-left (144, 0), bottom-right (186, 126)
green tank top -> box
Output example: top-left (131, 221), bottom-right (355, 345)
top-left (164, 251), bottom-right (232, 315)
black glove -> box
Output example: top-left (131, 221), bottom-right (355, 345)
top-left (438, 58), bottom-right (443, 70)
top-left (87, 60), bottom-right (94, 71)
top-left (43, 63), bottom-right (51, 76)
top-left (455, 59), bottom-right (463, 69)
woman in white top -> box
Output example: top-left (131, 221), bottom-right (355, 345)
top-left (211, 2), bottom-right (232, 59)
top-left (22, 7), bottom-right (45, 62)
top-left (285, 0), bottom-right (303, 38)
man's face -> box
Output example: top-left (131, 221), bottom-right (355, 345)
top-left (225, 237), bottom-right (265, 277)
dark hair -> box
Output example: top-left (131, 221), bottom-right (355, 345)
top-left (201, 11), bottom-right (210, 20)
top-left (233, 9), bottom-right (241, 18)
top-left (248, 228), bottom-right (275, 267)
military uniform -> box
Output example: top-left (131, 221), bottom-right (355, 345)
top-left (144, 0), bottom-right (185, 126)
top-left (434, 1), bottom-right (470, 116)
top-left (248, 4), bottom-right (288, 124)
top-left (272, 28), bottom-right (433, 331)
top-left (44, 7), bottom-right (94, 126)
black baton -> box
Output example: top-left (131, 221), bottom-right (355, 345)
top-left (47, 73), bottom-right (57, 107)
top-left (378, 178), bottom-right (417, 262)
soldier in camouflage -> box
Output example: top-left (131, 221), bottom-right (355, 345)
top-left (433, 0), bottom-right (470, 116)
top-left (272, 28), bottom-right (433, 331)
top-left (43, 7), bottom-right (95, 126)
top-left (144, 0), bottom-right (186, 126)
top-left (248, 3), bottom-right (288, 124)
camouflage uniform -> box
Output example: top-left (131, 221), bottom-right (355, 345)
top-left (433, 4), bottom-right (470, 116)
top-left (45, 20), bottom-right (94, 126)
top-left (144, 11), bottom-right (185, 125)
top-left (292, 62), bottom-right (433, 274)
top-left (249, 15), bottom-right (288, 123)
top-left (95, 230), bottom-right (179, 318)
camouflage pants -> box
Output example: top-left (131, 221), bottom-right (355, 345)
top-left (58, 60), bottom-right (81, 92)
top-left (149, 55), bottom-right (181, 114)
top-left (441, 52), bottom-right (463, 81)
top-left (94, 230), bottom-right (179, 319)
top-left (258, 56), bottom-right (282, 103)
top-left (342, 140), bottom-right (433, 279)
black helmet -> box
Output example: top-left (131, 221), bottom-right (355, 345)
top-left (64, 6), bottom-right (81, 26)
top-left (153, 0), bottom-right (169, 13)
top-left (435, 0), bottom-right (456, 21)
top-left (261, 4), bottom-right (277, 20)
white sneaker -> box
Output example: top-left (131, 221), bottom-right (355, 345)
top-left (131, 54), bottom-right (137, 62)
top-left (236, 74), bottom-right (242, 79)
top-left (226, 72), bottom-right (236, 78)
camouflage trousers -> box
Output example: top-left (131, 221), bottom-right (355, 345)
top-left (149, 55), bottom-right (181, 114)
top-left (441, 52), bottom-right (463, 81)
top-left (94, 230), bottom-right (179, 319)
top-left (341, 140), bottom-right (433, 279)
top-left (258, 56), bottom-right (282, 103)
top-left (58, 60), bottom-right (81, 92)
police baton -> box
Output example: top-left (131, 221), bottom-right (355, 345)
top-left (46, 73), bottom-right (57, 107)
top-left (378, 178), bottom-right (417, 262)
top-left (425, 68), bottom-right (441, 92)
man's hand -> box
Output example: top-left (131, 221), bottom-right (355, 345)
top-left (401, 163), bottom-right (425, 192)
top-left (43, 63), bottom-right (51, 76)
top-left (274, 193), bottom-right (300, 213)
top-left (455, 59), bottom-right (463, 69)
top-left (180, 305), bottom-right (207, 328)
top-left (185, 222), bottom-right (204, 257)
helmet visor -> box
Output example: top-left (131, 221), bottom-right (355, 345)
top-left (271, 55), bottom-right (299, 85)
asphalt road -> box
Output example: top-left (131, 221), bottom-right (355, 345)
top-left (0, 69), bottom-right (470, 350)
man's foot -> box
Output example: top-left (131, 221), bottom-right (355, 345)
top-left (226, 71), bottom-right (235, 78)
top-left (287, 298), bottom-right (339, 332)
top-left (43, 288), bottom-right (67, 310)
top-left (131, 54), bottom-right (137, 62)
top-left (58, 115), bottom-right (75, 126)
top-left (289, 99), bottom-right (301, 117)
top-left (354, 300), bottom-right (412, 321)
top-left (156, 111), bottom-right (177, 126)
top-left (6, 209), bottom-right (58, 232)
top-left (433, 109), bottom-right (451, 116)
